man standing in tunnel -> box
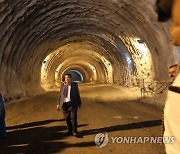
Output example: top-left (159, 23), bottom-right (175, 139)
top-left (57, 74), bottom-right (81, 137)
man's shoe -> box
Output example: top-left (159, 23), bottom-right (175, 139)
top-left (72, 132), bottom-right (81, 138)
top-left (72, 132), bottom-right (77, 136)
top-left (65, 131), bottom-right (72, 136)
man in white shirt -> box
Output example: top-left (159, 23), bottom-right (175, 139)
top-left (57, 74), bottom-right (81, 137)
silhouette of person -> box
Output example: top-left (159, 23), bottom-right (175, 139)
top-left (0, 93), bottom-right (6, 140)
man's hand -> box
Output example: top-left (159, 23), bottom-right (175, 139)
top-left (57, 105), bottom-right (60, 111)
top-left (78, 104), bottom-right (81, 109)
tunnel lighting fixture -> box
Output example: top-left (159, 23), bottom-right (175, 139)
top-left (126, 58), bottom-right (132, 62)
top-left (137, 39), bottom-right (145, 44)
top-left (133, 38), bottom-right (149, 58)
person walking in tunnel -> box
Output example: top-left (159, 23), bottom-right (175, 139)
top-left (0, 93), bottom-right (6, 140)
top-left (156, 0), bottom-right (180, 153)
top-left (57, 74), bottom-right (81, 137)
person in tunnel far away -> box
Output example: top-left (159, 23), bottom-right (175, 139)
top-left (57, 74), bottom-right (81, 137)
top-left (156, 0), bottom-right (180, 153)
top-left (0, 93), bottom-right (6, 140)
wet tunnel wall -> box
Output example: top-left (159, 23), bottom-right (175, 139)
top-left (0, 0), bottom-right (180, 101)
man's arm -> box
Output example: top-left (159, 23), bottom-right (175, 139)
top-left (76, 83), bottom-right (82, 108)
top-left (57, 83), bottom-right (63, 110)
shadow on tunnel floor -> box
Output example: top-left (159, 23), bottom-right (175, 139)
top-left (0, 120), bottom-right (91, 153)
top-left (80, 119), bottom-right (162, 137)
top-left (7, 119), bottom-right (65, 130)
top-left (0, 119), bottom-right (162, 153)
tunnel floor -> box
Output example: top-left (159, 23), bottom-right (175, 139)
top-left (0, 84), bottom-right (165, 154)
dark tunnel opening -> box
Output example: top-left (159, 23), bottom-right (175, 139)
top-left (63, 70), bottom-right (84, 83)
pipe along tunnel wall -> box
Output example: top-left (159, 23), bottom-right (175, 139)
top-left (0, 0), bottom-right (180, 103)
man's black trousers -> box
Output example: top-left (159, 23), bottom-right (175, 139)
top-left (62, 102), bottom-right (78, 133)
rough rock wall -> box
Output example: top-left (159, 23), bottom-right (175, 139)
top-left (0, 0), bottom-right (177, 101)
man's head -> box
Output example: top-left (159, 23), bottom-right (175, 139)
top-left (169, 64), bottom-right (178, 81)
top-left (64, 74), bottom-right (72, 84)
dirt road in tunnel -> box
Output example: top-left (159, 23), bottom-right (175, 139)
top-left (0, 84), bottom-right (165, 154)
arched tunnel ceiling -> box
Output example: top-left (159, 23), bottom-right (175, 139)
top-left (41, 43), bottom-right (114, 89)
top-left (0, 0), bottom-right (175, 97)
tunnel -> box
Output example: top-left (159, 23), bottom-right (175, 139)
top-left (1, 0), bottom-right (180, 153)
top-left (0, 0), bottom-right (179, 100)
top-left (1, 0), bottom-right (179, 101)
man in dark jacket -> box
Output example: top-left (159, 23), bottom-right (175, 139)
top-left (57, 74), bottom-right (81, 137)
